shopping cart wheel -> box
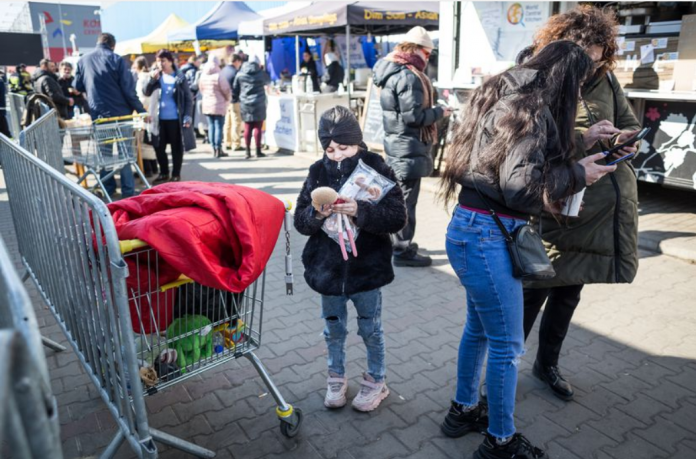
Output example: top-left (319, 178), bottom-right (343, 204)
top-left (279, 407), bottom-right (303, 438)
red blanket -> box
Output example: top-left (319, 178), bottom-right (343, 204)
top-left (109, 182), bottom-right (285, 293)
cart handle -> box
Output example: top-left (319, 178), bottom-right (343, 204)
top-left (119, 239), bottom-right (149, 254)
top-left (94, 113), bottom-right (148, 124)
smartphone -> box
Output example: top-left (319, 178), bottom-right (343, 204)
top-left (603, 127), bottom-right (651, 156)
top-left (606, 152), bottom-right (636, 166)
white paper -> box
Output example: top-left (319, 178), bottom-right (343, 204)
top-left (651, 38), bottom-right (669, 49)
top-left (616, 37), bottom-right (625, 56)
top-left (624, 41), bottom-right (636, 52)
top-left (641, 44), bottom-right (655, 64)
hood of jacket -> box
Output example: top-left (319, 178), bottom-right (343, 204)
top-left (372, 59), bottom-right (404, 88)
top-left (239, 62), bottom-right (261, 77)
top-left (499, 68), bottom-right (539, 96)
top-left (32, 68), bottom-right (56, 83)
top-left (202, 63), bottom-right (220, 76)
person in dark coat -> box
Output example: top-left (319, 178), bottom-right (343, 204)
top-left (300, 50), bottom-right (320, 92)
top-left (221, 54), bottom-right (243, 151)
top-left (516, 6), bottom-right (643, 403)
top-left (295, 106), bottom-right (406, 412)
top-left (0, 69), bottom-right (10, 137)
top-left (372, 26), bottom-right (451, 267)
top-left (438, 42), bottom-right (617, 459)
top-left (321, 52), bottom-right (345, 93)
top-left (32, 59), bottom-right (74, 119)
top-left (75, 33), bottom-right (147, 198)
top-left (57, 61), bottom-right (88, 118)
top-left (144, 49), bottom-right (196, 183)
top-left (233, 56), bottom-right (270, 159)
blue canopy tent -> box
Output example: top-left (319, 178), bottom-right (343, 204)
top-left (168, 1), bottom-right (262, 41)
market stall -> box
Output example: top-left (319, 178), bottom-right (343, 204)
top-left (115, 14), bottom-right (190, 56)
top-left (167, 1), bottom-right (261, 46)
top-left (261, 1), bottom-right (439, 153)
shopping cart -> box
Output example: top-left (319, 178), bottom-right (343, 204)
top-left (0, 135), bottom-right (302, 458)
top-left (61, 114), bottom-right (151, 202)
top-left (119, 235), bottom-right (303, 438)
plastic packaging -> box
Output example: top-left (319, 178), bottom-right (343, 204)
top-left (321, 159), bottom-right (396, 253)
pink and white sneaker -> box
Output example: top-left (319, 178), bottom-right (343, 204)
top-left (352, 373), bottom-right (389, 412)
top-left (324, 374), bottom-right (348, 408)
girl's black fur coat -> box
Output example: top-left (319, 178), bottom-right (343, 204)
top-left (294, 150), bottom-right (407, 296)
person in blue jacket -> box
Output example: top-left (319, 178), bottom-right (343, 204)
top-left (75, 33), bottom-right (146, 199)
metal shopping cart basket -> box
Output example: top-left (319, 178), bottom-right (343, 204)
top-left (119, 234), bottom-right (303, 439)
top-left (0, 135), bottom-right (301, 458)
top-left (60, 114), bottom-right (151, 202)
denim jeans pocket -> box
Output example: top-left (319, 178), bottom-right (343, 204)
top-left (481, 227), bottom-right (509, 242)
top-left (445, 236), bottom-right (468, 276)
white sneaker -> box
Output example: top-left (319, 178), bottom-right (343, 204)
top-left (324, 374), bottom-right (348, 408)
top-left (352, 373), bottom-right (389, 412)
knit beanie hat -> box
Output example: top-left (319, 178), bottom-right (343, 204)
top-left (318, 106), bottom-right (363, 151)
top-left (403, 26), bottom-right (435, 50)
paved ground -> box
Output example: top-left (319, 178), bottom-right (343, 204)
top-left (1, 146), bottom-right (695, 459)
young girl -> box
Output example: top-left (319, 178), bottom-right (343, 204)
top-left (294, 106), bottom-right (406, 411)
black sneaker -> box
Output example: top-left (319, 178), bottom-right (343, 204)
top-left (393, 246), bottom-right (432, 267)
top-left (440, 401), bottom-right (488, 438)
top-left (153, 174), bottom-right (170, 184)
top-left (474, 433), bottom-right (548, 459)
top-left (533, 360), bottom-right (574, 401)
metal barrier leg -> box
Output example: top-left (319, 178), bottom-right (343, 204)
top-left (131, 163), bottom-right (151, 190)
top-left (149, 428), bottom-right (215, 458)
top-left (41, 335), bottom-right (66, 352)
top-left (100, 430), bottom-right (125, 459)
top-left (243, 351), bottom-right (303, 438)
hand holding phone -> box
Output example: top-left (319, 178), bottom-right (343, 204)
top-left (603, 127), bottom-right (650, 156)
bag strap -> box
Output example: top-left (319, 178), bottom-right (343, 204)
top-left (468, 160), bottom-right (514, 242)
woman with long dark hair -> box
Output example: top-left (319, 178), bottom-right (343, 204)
top-left (438, 41), bottom-right (616, 459)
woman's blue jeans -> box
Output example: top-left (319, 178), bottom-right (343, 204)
top-left (206, 115), bottom-right (224, 149)
top-left (446, 206), bottom-right (526, 439)
top-left (321, 289), bottom-right (386, 382)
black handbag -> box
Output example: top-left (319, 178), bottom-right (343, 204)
top-left (469, 164), bottom-right (556, 280)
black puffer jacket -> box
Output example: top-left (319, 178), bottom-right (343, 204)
top-left (294, 150), bottom-right (407, 296)
top-left (32, 69), bottom-right (71, 119)
top-left (372, 58), bottom-right (444, 181)
top-left (233, 62), bottom-right (270, 123)
top-left (457, 68), bottom-right (586, 220)
top-left (322, 61), bottom-right (345, 91)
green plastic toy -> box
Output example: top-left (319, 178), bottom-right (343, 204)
top-left (166, 315), bottom-right (214, 373)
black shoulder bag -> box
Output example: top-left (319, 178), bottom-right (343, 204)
top-left (468, 162), bottom-right (556, 281)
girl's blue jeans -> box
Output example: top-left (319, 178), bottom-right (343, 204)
top-left (446, 206), bottom-right (526, 439)
top-left (321, 288), bottom-right (385, 382)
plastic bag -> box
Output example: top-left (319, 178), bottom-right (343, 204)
top-left (321, 159), bottom-right (396, 253)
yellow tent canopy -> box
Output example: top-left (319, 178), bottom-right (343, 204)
top-left (115, 14), bottom-right (191, 55)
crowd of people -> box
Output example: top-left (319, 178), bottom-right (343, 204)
top-left (3, 33), bottom-right (273, 194)
top-left (297, 6), bottom-right (640, 459)
top-left (3, 5), bottom-right (642, 458)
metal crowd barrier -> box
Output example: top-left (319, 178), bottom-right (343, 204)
top-left (0, 235), bottom-right (63, 459)
top-left (0, 135), bottom-right (302, 458)
top-left (8, 93), bottom-right (25, 140)
top-left (20, 109), bottom-right (65, 173)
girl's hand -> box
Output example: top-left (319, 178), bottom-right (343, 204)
top-left (332, 196), bottom-right (358, 217)
top-left (313, 203), bottom-right (333, 219)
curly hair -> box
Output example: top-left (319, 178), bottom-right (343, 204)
top-left (531, 5), bottom-right (618, 77)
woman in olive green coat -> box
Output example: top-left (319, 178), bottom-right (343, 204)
top-left (519, 6), bottom-right (641, 401)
